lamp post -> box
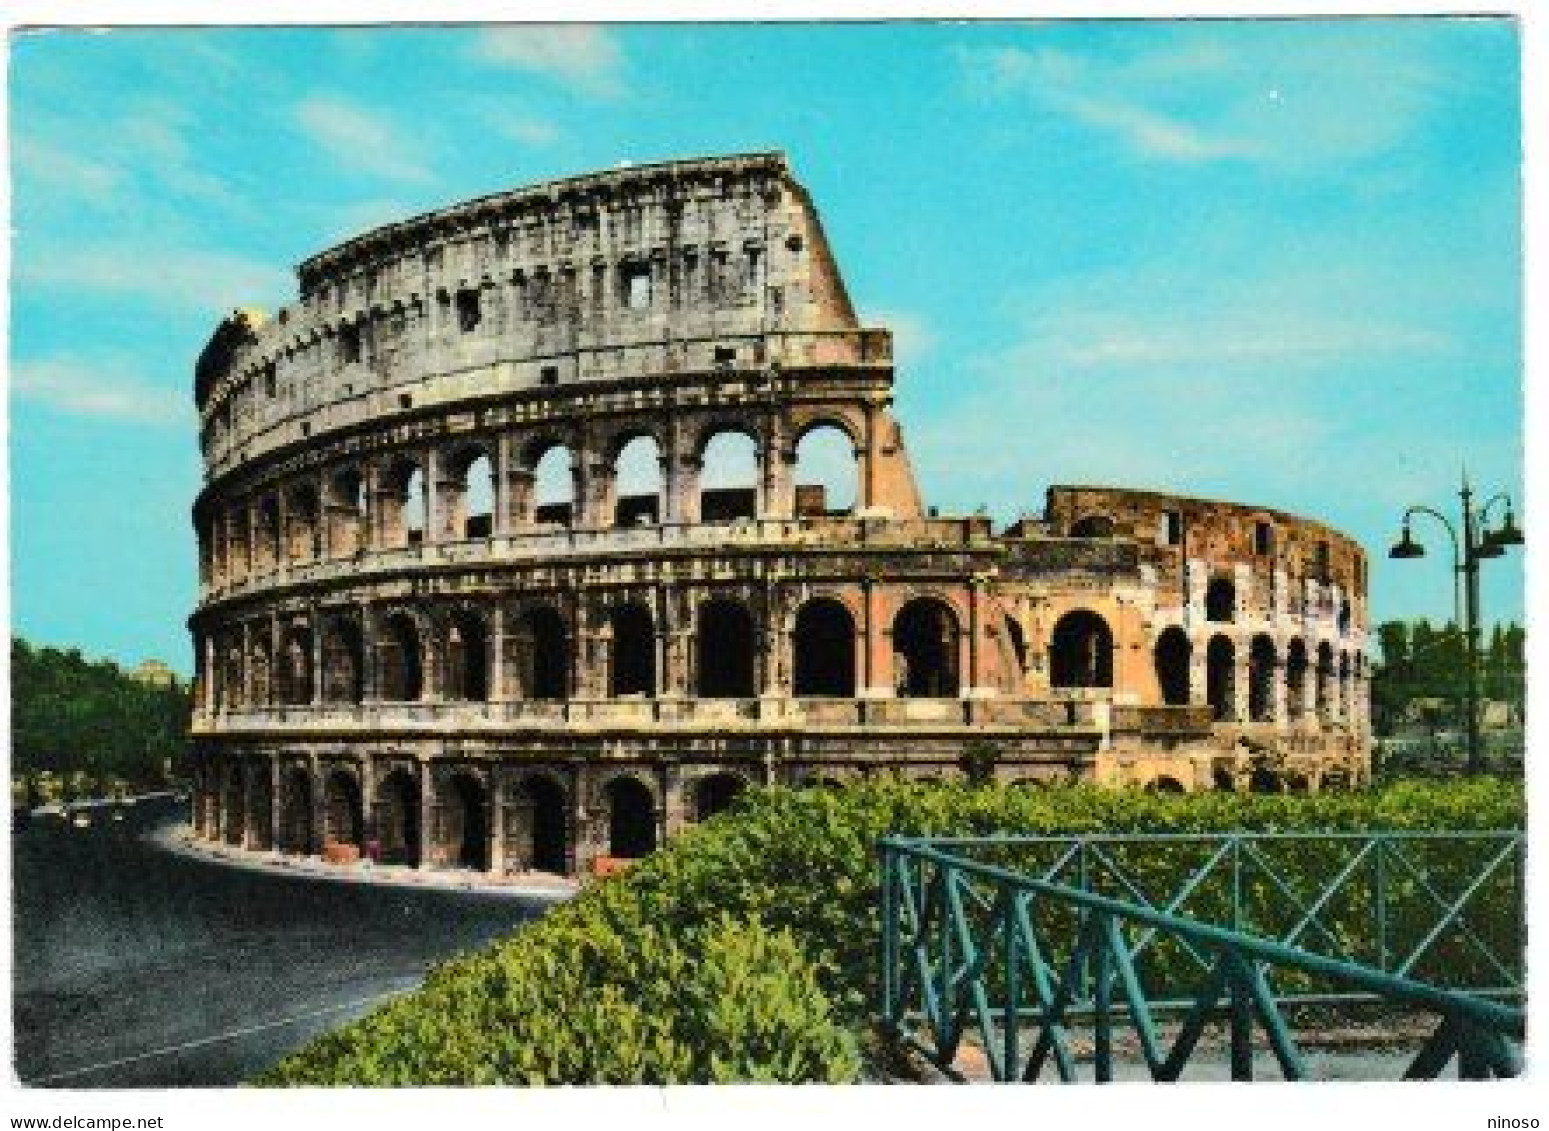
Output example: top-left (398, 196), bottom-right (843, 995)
top-left (1389, 475), bottom-right (1523, 774)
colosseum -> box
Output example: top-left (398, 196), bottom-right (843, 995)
top-left (188, 151), bottom-right (1371, 878)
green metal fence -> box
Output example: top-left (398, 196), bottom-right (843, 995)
top-left (878, 832), bottom-right (1524, 1082)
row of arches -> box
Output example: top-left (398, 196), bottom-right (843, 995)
top-left (1152, 627), bottom-right (1363, 724)
top-left (200, 421), bottom-right (864, 586)
top-left (200, 762), bottom-right (752, 873)
top-left (208, 595), bottom-right (971, 708)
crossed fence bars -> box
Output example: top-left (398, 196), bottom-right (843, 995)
top-left (877, 831), bottom-right (1525, 1082)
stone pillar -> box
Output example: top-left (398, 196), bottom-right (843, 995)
top-left (490, 605), bottom-right (508, 701)
top-left (672, 454), bottom-right (703, 526)
top-left (269, 757), bottom-right (283, 852)
top-left (578, 447), bottom-right (616, 529)
top-left (494, 433), bottom-right (513, 537)
top-left (202, 635), bottom-right (217, 714)
top-left (861, 402), bottom-right (881, 512)
top-left (1272, 649), bottom-right (1288, 731)
top-left (423, 447), bottom-right (442, 545)
top-left (489, 772), bottom-right (506, 875)
top-left (966, 578), bottom-right (984, 697)
top-left (275, 491), bottom-right (290, 576)
top-left (419, 762), bottom-right (437, 870)
top-left (310, 612), bottom-right (324, 706)
top-left (1232, 637), bottom-right (1250, 723)
top-left (862, 577), bottom-right (892, 698)
top-left (1187, 633), bottom-right (1208, 709)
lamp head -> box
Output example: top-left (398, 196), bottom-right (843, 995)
top-left (1493, 508), bottom-right (1524, 548)
top-left (1389, 525), bottom-right (1425, 560)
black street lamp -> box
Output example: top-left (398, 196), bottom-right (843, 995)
top-left (1389, 475), bottom-right (1524, 774)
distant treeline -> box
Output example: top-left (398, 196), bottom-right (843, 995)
top-left (1371, 619), bottom-right (1525, 735)
top-left (11, 637), bottom-right (192, 792)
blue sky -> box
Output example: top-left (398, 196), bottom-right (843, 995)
top-left (7, 20), bottom-right (1524, 673)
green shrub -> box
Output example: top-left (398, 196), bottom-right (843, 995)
top-left (258, 776), bottom-right (1522, 1085)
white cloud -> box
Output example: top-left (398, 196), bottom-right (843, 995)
top-left (864, 308), bottom-right (939, 370)
top-left (12, 358), bottom-right (188, 426)
top-left (17, 244), bottom-right (292, 314)
top-left (295, 96), bottom-right (434, 184)
top-left (13, 136), bottom-right (123, 208)
top-left (952, 29), bottom-right (1453, 172)
top-left (491, 113), bottom-right (563, 147)
top-left (471, 26), bottom-right (627, 99)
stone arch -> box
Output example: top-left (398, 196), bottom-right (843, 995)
top-left (323, 768), bottom-right (364, 851)
top-left (893, 596), bottom-right (961, 698)
top-left (1316, 642), bottom-right (1336, 720)
top-left (608, 602), bottom-right (656, 697)
top-left (1207, 634), bottom-right (1236, 721)
top-left (529, 439), bottom-right (576, 527)
top-left (382, 455), bottom-right (425, 548)
top-left (792, 596), bottom-right (856, 697)
top-left (446, 443), bottom-right (496, 539)
top-left (377, 612), bottom-right (424, 702)
top-left (277, 766), bottom-right (314, 855)
top-left (611, 432), bottom-right (664, 527)
top-left (792, 422), bottom-right (857, 516)
top-left (247, 636), bottom-right (272, 706)
top-left (256, 494), bottom-right (283, 570)
top-left (221, 643), bottom-right (245, 709)
top-left (516, 604), bottom-right (569, 700)
top-left (693, 772), bottom-right (748, 822)
top-left (441, 771), bottom-right (490, 871)
top-left (285, 481), bottom-right (322, 562)
top-left (1069, 514), bottom-right (1115, 538)
top-left (276, 623), bottom-right (313, 706)
top-left (1248, 634), bottom-right (1277, 722)
top-left (444, 608), bottom-right (491, 702)
top-left (1338, 651), bottom-right (1352, 720)
top-left (374, 768), bottom-right (421, 866)
top-left (222, 762), bottom-right (247, 846)
top-left (696, 597), bottom-right (757, 698)
top-left (699, 427), bottom-right (760, 522)
top-left (1206, 576), bottom-right (1237, 623)
top-left (320, 617), bottom-right (365, 704)
top-left (1155, 626), bottom-right (1191, 706)
top-left (327, 464), bottom-right (368, 556)
top-left (519, 774), bottom-right (568, 875)
top-left (1049, 610), bottom-right (1113, 689)
top-left (1249, 767), bottom-right (1283, 794)
top-left (1212, 767), bottom-right (1236, 793)
top-left (604, 774), bottom-right (658, 858)
top-left (1286, 639), bottom-right (1309, 722)
top-left (1147, 775), bottom-right (1187, 794)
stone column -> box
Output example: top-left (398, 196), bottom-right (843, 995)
top-left (423, 447), bottom-right (442, 545)
top-left (488, 772), bottom-right (507, 875)
top-left (966, 578), bottom-right (984, 698)
top-left (507, 469), bottom-right (535, 532)
top-left (203, 635), bottom-right (217, 714)
top-left (275, 490), bottom-right (290, 576)
top-left (310, 611), bottom-right (324, 706)
top-left (861, 402), bottom-right (881, 512)
top-left (494, 433), bottom-right (513, 537)
top-left (490, 605), bottom-right (508, 701)
top-left (418, 761), bottom-right (436, 870)
top-left (672, 454), bottom-right (703, 526)
top-left (1232, 636), bottom-right (1250, 723)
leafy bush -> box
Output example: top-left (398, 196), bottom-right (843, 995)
top-left (259, 776), bottom-right (1522, 1085)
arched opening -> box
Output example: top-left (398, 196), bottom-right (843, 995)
top-left (519, 606), bottom-right (569, 700)
top-left (1206, 635), bottom-right (1236, 721)
top-left (1148, 776), bottom-right (1186, 794)
top-left (323, 770), bottom-right (364, 850)
top-left (793, 598), bottom-right (856, 697)
top-left (258, 495), bottom-right (282, 570)
top-left (1316, 642), bottom-right (1335, 720)
top-left (247, 639), bottom-right (272, 707)
top-left (378, 614), bottom-right (424, 702)
top-left (452, 448), bottom-right (496, 539)
top-left (793, 424), bottom-right (857, 516)
top-left (1069, 515), bottom-right (1115, 538)
top-left (1155, 627), bottom-right (1191, 706)
top-left (522, 776), bottom-right (568, 874)
top-left (1005, 616), bottom-right (1028, 677)
top-left (380, 457), bottom-right (424, 548)
top-left (321, 619), bottom-right (365, 704)
top-left (1338, 651), bottom-right (1351, 720)
top-left (605, 776), bottom-right (657, 858)
top-left (1249, 767), bottom-right (1283, 794)
top-left (1248, 635), bottom-right (1277, 722)
top-left (222, 765), bottom-right (246, 846)
top-left (277, 625), bottom-right (312, 706)
top-left (1212, 768), bottom-right (1236, 793)
top-left (893, 598), bottom-right (960, 698)
top-left (532, 443), bottom-right (575, 527)
top-left (696, 598), bottom-right (756, 698)
top-left (1286, 639), bottom-right (1309, 722)
top-left (328, 466), bottom-right (367, 556)
top-left (221, 645), bottom-right (244, 710)
top-left (694, 773), bottom-right (747, 822)
top-left (278, 767), bottom-right (313, 855)
top-left (608, 603), bottom-right (655, 697)
top-left (1338, 600), bottom-right (1352, 636)
top-left (613, 434), bottom-right (663, 527)
top-left (444, 773), bottom-right (489, 870)
top-left (247, 768), bottom-right (273, 850)
top-left (1206, 577), bottom-right (1236, 623)
top-left (286, 483), bottom-right (322, 562)
top-left (1049, 611), bottom-right (1113, 689)
top-left (700, 430), bottom-right (759, 522)
top-left (374, 770), bottom-right (421, 866)
top-left (445, 610), bottom-right (490, 702)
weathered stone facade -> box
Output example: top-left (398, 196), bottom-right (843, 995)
top-left (188, 152), bottom-right (1370, 877)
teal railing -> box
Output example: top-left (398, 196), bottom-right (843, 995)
top-left (878, 832), bottom-right (1524, 1082)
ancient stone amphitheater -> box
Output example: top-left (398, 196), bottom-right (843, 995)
top-left (188, 152), bottom-right (1370, 878)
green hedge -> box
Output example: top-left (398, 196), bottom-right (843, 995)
top-left (259, 776), bottom-right (1523, 1086)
